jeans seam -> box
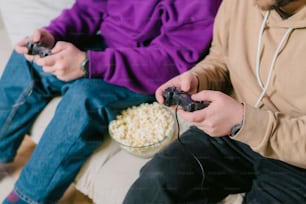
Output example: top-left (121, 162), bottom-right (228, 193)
top-left (0, 81), bottom-right (35, 162)
top-left (0, 81), bottom-right (35, 138)
top-left (15, 187), bottom-right (39, 204)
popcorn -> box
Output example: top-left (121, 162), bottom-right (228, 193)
top-left (109, 102), bottom-right (176, 157)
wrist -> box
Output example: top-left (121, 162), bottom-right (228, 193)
top-left (229, 103), bottom-right (244, 137)
top-left (229, 120), bottom-right (243, 137)
top-left (81, 52), bottom-right (89, 78)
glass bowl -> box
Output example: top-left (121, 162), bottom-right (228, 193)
top-left (109, 102), bottom-right (177, 158)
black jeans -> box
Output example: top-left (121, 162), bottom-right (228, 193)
top-left (123, 126), bottom-right (306, 204)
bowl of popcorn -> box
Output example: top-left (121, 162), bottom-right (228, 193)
top-left (109, 102), bottom-right (177, 158)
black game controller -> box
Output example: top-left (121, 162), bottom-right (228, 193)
top-left (26, 41), bottom-right (52, 57)
top-left (162, 87), bottom-right (210, 112)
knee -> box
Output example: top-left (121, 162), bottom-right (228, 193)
top-left (62, 80), bottom-right (96, 100)
top-left (59, 80), bottom-right (106, 111)
top-left (140, 160), bottom-right (166, 181)
top-left (61, 79), bottom-right (125, 105)
top-left (138, 155), bottom-right (177, 187)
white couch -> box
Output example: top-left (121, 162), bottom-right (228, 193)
top-left (0, 1), bottom-right (243, 203)
top-left (0, 1), bottom-right (150, 203)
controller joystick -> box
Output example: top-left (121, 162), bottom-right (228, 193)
top-left (26, 41), bottom-right (52, 58)
top-left (162, 87), bottom-right (210, 112)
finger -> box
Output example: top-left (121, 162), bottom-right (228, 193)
top-left (52, 41), bottom-right (69, 53)
top-left (42, 65), bottom-right (56, 74)
top-left (15, 46), bottom-right (29, 54)
top-left (179, 72), bottom-right (197, 93)
top-left (191, 90), bottom-right (219, 102)
top-left (15, 38), bottom-right (30, 54)
top-left (16, 37), bottom-right (28, 47)
top-left (155, 87), bottom-right (165, 104)
top-left (155, 82), bottom-right (177, 104)
top-left (180, 75), bottom-right (193, 92)
top-left (35, 56), bottom-right (55, 67)
top-left (177, 109), bottom-right (206, 123)
top-left (32, 30), bottom-right (42, 42)
top-left (24, 55), bottom-right (35, 61)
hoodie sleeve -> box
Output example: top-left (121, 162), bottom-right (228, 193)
top-left (234, 104), bottom-right (306, 169)
top-left (44, 0), bottom-right (106, 42)
top-left (88, 0), bottom-right (222, 94)
top-left (45, 0), bottom-right (222, 94)
top-left (190, 0), bottom-right (232, 93)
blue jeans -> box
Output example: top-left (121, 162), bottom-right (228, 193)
top-left (0, 51), bottom-right (155, 203)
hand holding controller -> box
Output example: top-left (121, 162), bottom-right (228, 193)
top-left (162, 87), bottom-right (210, 112)
top-left (26, 41), bottom-right (52, 58)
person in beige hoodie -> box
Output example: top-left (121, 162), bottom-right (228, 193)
top-left (123, 0), bottom-right (306, 203)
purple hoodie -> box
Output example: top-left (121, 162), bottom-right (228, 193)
top-left (45, 0), bottom-right (222, 94)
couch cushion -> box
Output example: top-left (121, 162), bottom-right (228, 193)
top-left (0, 0), bottom-right (74, 44)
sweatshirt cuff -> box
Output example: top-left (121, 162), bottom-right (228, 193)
top-left (231, 103), bottom-right (270, 150)
top-left (44, 27), bottom-right (64, 43)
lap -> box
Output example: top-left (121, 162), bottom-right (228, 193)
top-left (246, 158), bottom-right (306, 203)
top-left (137, 127), bottom-right (256, 202)
top-left (139, 126), bottom-right (306, 202)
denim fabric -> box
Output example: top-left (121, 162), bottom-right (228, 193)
top-left (0, 51), bottom-right (155, 203)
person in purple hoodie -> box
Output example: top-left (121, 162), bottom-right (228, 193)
top-left (0, 0), bottom-right (221, 203)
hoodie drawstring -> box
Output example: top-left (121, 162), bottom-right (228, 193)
top-left (255, 11), bottom-right (294, 107)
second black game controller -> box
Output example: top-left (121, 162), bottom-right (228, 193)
top-left (26, 41), bottom-right (52, 58)
top-left (162, 87), bottom-right (210, 112)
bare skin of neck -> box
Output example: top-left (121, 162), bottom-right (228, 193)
top-left (280, 0), bottom-right (306, 15)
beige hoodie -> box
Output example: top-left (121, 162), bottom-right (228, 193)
top-left (191, 0), bottom-right (306, 169)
